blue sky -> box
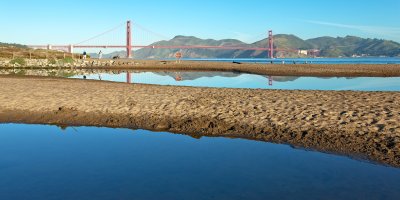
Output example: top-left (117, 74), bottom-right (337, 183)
top-left (1, 0), bottom-right (399, 46)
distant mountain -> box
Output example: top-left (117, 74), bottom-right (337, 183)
top-left (134, 35), bottom-right (251, 59)
top-left (307, 36), bottom-right (400, 57)
top-left (103, 35), bottom-right (400, 59)
top-left (254, 34), bottom-right (313, 50)
top-left (251, 34), bottom-right (315, 58)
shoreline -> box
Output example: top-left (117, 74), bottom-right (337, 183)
top-left (1, 59), bottom-right (400, 77)
top-left (0, 75), bottom-right (399, 167)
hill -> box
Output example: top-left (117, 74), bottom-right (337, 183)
top-left (0, 42), bottom-right (28, 49)
top-left (134, 35), bottom-right (250, 59)
top-left (126, 35), bottom-right (400, 59)
top-left (0, 42), bottom-right (80, 59)
top-left (307, 36), bottom-right (400, 57)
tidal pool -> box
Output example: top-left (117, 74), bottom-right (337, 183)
top-left (0, 124), bottom-right (399, 199)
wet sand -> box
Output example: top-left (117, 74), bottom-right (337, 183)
top-left (0, 75), bottom-right (399, 167)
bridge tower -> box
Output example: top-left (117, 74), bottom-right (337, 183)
top-left (126, 20), bottom-right (132, 58)
top-left (268, 30), bottom-right (273, 59)
top-left (68, 44), bottom-right (74, 54)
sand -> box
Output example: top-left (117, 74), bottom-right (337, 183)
top-left (0, 75), bottom-right (399, 167)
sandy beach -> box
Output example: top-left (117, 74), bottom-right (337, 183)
top-left (0, 75), bottom-right (399, 167)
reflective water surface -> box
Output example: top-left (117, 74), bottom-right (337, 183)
top-left (2, 68), bottom-right (399, 91)
top-left (1, 124), bottom-right (399, 200)
top-left (73, 71), bottom-right (400, 91)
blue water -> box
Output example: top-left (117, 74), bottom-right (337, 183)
top-left (1, 124), bottom-right (399, 200)
top-left (74, 71), bottom-right (400, 91)
top-left (178, 57), bottom-right (400, 64)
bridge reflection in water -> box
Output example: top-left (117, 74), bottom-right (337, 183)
top-left (125, 72), bottom-right (273, 86)
top-left (1, 69), bottom-right (399, 91)
top-left (126, 72), bottom-right (184, 84)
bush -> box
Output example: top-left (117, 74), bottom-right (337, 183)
top-left (10, 58), bottom-right (26, 66)
top-left (61, 57), bottom-right (74, 63)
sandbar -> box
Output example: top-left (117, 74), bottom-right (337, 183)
top-left (0, 75), bottom-right (399, 167)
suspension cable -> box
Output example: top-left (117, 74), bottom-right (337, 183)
top-left (74, 22), bottom-right (125, 45)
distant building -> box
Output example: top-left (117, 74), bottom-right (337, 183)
top-left (298, 50), bottom-right (308, 56)
top-left (308, 49), bottom-right (320, 57)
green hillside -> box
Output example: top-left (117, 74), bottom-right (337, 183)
top-left (0, 42), bottom-right (28, 49)
top-left (134, 35), bottom-right (250, 59)
top-left (2, 34), bottom-right (400, 59)
top-left (105, 35), bottom-right (400, 59)
top-left (307, 36), bottom-right (400, 57)
top-left (0, 42), bottom-right (80, 59)
top-left (251, 34), bottom-right (314, 58)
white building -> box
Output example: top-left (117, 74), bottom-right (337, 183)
top-left (298, 50), bottom-right (308, 56)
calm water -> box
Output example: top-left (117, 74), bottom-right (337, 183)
top-left (1, 123), bottom-right (400, 200)
top-left (73, 71), bottom-right (400, 91)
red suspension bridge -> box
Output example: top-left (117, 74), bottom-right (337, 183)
top-left (28, 20), bottom-right (305, 59)
top-left (28, 20), bottom-right (284, 86)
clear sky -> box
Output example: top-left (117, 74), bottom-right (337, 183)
top-left (1, 0), bottom-right (399, 46)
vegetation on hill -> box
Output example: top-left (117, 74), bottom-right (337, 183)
top-left (0, 42), bottom-right (80, 59)
top-left (0, 42), bottom-right (28, 49)
top-left (9, 58), bottom-right (26, 66)
top-left (307, 36), bottom-right (400, 57)
top-left (133, 35), bottom-right (250, 59)
top-left (129, 35), bottom-right (400, 59)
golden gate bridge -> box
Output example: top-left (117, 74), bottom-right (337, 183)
top-left (27, 20), bottom-right (303, 59)
top-left (26, 20), bottom-right (306, 86)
